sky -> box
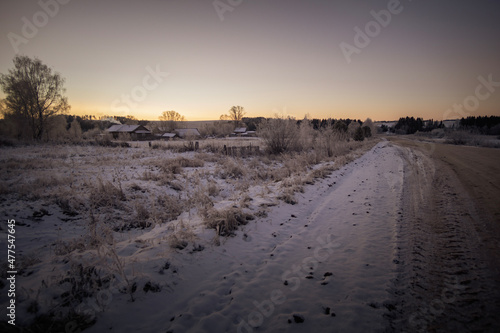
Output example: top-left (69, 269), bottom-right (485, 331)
top-left (1, 0), bottom-right (499, 121)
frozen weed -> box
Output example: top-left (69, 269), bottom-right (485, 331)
top-left (278, 188), bottom-right (298, 205)
top-left (168, 220), bottom-right (196, 250)
top-left (190, 188), bottom-right (214, 211)
top-left (89, 178), bottom-right (126, 208)
top-left (155, 194), bottom-right (185, 223)
top-left (207, 180), bottom-right (220, 197)
top-left (203, 207), bottom-right (254, 237)
top-left (59, 264), bottom-right (111, 306)
top-left (53, 238), bottom-right (87, 256)
top-left (169, 180), bottom-right (184, 192)
top-left (134, 203), bottom-right (150, 226)
top-left (128, 183), bottom-right (144, 192)
top-left (239, 194), bottom-right (253, 208)
top-left (218, 158), bottom-right (246, 179)
top-left (195, 152), bottom-right (220, 163)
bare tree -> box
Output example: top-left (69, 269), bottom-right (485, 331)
top-left (220, 106), bottom-right (246, 126)
top-left (0, 55), bottom-right (70, 140)
top-left (159, 110), bottom-right (186, 132)
top-left (124, 115), bottom-right (138, 125)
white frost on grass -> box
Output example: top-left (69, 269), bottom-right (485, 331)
top-left (0, 138), bottom-right (395, 332)
top-left (83, 141), bottom-right (404, 332)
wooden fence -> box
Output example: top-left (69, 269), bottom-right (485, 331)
top-left (223, 145), bottom-right (260, 157)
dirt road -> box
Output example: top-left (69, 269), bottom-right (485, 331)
top-left (388, 138), bottom-right (500, 332)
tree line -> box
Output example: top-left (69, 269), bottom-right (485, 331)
top-left (393, 117), bottom-right (445, 134)
top-left (459, 116), bottom-right (500, 135)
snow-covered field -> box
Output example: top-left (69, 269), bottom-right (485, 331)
top-left (0, 137), bottom-right (380, 332)
top-left (3, 137), bottom-right (498, 332)
top-left (89, 140), bottom-right (403, 333)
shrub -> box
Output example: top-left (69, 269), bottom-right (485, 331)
top-left (317, 128), bottom-right (349, 158)
top-left (353, 126), bottom-right (365, 141)
top-left (258, 116), bottom-right (301, 154)
top-left (362, 126), bottom-right (372, 138)
top-left (445, 131), bottom-right (468, 145)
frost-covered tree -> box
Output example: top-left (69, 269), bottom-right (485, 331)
top-left (159, 110), bottom-right (186, 132)
top-left (220, 106), bottom-right (246, 126)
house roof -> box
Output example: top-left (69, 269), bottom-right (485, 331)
top-left (107, 125), bottom-right (150, 133)
top-left (162, 133), bottom-right (177, 138)
top-left (175, 128), bottom-right (200, 137)
top-left (234, 127), bottom-right (247, 133)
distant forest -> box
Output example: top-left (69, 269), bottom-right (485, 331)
top-left (391, 116), bottom-right (500, 135)
top-left (242, 117), bottom-right (362, 132)
top-left (459, 116), bottom-right (500, 135)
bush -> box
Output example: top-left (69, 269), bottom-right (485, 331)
top-left (317, 128), bottom-right (349, 158)
top-left (258, 116), bottom-right (301, 154)
top-left (353, 127), bottom-right (365, 141)
top-left (362, 126), bottom-right (372, 138)
top-left (445, 131), bottom-right (468, 145)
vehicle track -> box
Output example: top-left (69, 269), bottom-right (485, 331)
top-left (387, 140), bottom-right (500, 332)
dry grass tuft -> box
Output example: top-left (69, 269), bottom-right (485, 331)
top-left (218, 158), bottom-right (246, 179)
top-left (278, 189), bottom-right (298, 205)
top-left (168, 220), bottom-right (197, 250)
top-left (203, 207), bottom-right (254, 237)
top-left (89, 178), bottom-right (126, 208)
top-left (153, 194), bottom-right (185, 223)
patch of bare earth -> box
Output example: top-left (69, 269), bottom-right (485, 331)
top-left (387, 138), bottom-right (500, 332)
